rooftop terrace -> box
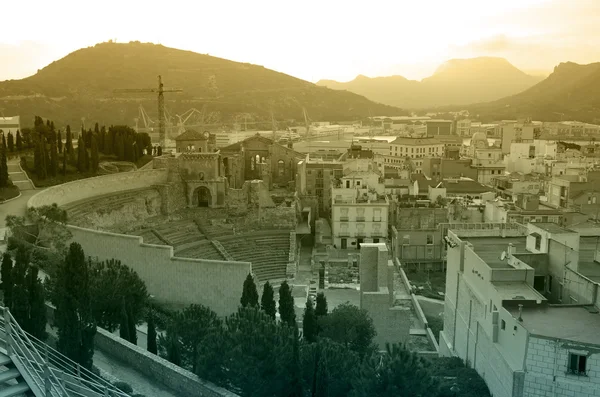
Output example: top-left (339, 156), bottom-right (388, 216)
top-left (464, 237), bottom-right (527, 268)
top-left (506, 305), bottom-right (600, 345)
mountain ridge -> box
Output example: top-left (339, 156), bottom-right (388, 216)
top-left (0, 41), bottom-right (407, 128)
top-left (465, 61), bottom-right (600, 122)
top-left (316, 57), bottom-right (543, 108)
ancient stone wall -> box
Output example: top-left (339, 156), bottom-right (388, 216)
top-left (28, 169), bottom-right (169, 208)
top-left (68, 188), bottom-right (162, 230)
top-left (67, 226), bottom-right (250, 316)
top-left (94, 327), bottom-right (239, 397)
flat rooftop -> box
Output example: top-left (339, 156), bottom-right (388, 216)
top-left (506, 305), bottom-right (600, 345)
top-left (573, 236), bottom-right (600, 281)
top-left (493, 282), bottom-right (546, 302)
top-left (464, 237), bottom-right (527, 268)
top-left (532, 222), bottom-right (576, 234)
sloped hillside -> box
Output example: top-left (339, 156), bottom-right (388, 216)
top-left (0, 42), bottom-right (407, 127)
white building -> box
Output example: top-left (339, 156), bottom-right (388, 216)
top-left (384, 136), bottom-right (444, 173)
top-left (0, 116), bottom-right (20, 135)
top-left (442, 222), bottom-right (600, 397)
top-left (331, 173), bottom-right (389, 249)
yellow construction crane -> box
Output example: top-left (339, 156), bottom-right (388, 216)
top-left (113, 75), bottom-right (183, 147)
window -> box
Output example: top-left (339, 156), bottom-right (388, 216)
top-left (535, 235), bottom-right (541, 250)
top-left (501, 320), bottom-right (506, 330)
top-left (402, 235), bottom-right (410, 245)
top-left (548, 275), bottom-right (553, 293)
top-left (373, 238), bottom-right (380, 243)
top-left (594, 196), bottom-right (598, 204)
top-left (278, 160), bottom-right (285, 177)
top-left (426, 234), bottom-right (433, 245)
top-left (568, 354), bottom-right (587, 375)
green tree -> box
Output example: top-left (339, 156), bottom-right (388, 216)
top-left (169, 304), bottom-right (221, 372)
top-left (315, 292), bottom-right (328, 317)
top-left (57, 131), bottom-right (63, 154)
top-left (0, 136), bottom-right (8, 188)
top-left (90, 135), bottom-right (99, 173)
top-left (115, 134), bottom-right (125, 160)
top-left (5, 204), bottom-right (71, 254)
top-left (320, 303), bottom-right (376, 359)
top-left (38, 139), bottom-right (48, 180)
top-left (127, 303), bottom-right (137, 345)
top-left (1, 253), bottom-right (13, 309)
top-left (119, 300), bottom-right (131, 342)
top-left (301, 339), bottom-right (359, 397)
top-left (16, 131), bottom-right (22, 151)
top-left (302, 297), bottom-right (317, 343)
top-left (77, 136), bottom-right (86, 172)
top-left (26, 265), bottom-right (47, 340)
top-left (240, 273), bottom-right (259, 308)
top-left (350, 343), bottom-right (441, 397)
top-left (49, 140), bottom-right (58, 177)
top-left (198, 307), bottom-right (294, 396)
top-left (146, 310), bottom-right (158, 354)
top-left (261, 281), bottom-right (276, 320)
top-left (65, 125), bottom-right (72, 154)
top-left (62, 150), bottom-right (67, 176)
top-left (160, 326), bottom-right (182, 366)
top-left (55, 242), bottom-right (96, 370)
top-left (7, 132), bottom-right (14, 152)
top-left (11, 248), bottom-right (30, 330)
top-left (279, 280), bottom-right (296, 327)
top-left (88, 259), bottom-right (148, 332)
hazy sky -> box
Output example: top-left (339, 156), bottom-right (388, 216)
top-left (2, 0), bottom-right (599, 83)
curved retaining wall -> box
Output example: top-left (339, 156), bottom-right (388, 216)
top-left (28, 170), bottom-right (251, 316)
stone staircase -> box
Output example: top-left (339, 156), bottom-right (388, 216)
top-left (7, 163), bottom-right (34, 191)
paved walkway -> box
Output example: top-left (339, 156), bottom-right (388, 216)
top-left (94, 349), bottom-right (179, 397)
top-left (1, 159), bottom-right (39, 233)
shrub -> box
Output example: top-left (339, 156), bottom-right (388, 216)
top-left (113, 381), bottom-right (133, 394)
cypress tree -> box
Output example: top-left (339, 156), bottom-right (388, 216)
top-left (11, 248), bottom-right (30, 328)
top-left (315, 292), bottom-right (328, 317)
top-left (77, 137), bottom-right (85, 172)
top-left (303, 296), bottom-right (317, 343)
top-left (16, 130), bottom-right (22, 151)
top-left (98, 126), bottom-right (106, 153)
top-left (157, 146), bottom-right (162, 156)
top-left (1, 253), bottom-right (13, 309)
top-left (65, 125), bottom-right (72, 154)
top-left (56, 242), bottom-right (96, 370)
top-left (116, 134), bottom-right (125, 161)
top-left (50, 140), bottom-right (58, 177)
top-left (38, 139), bottom-right (48, 180)
top-left (147, 310), bottom-right (158, 354)
top-left (43, 136), bottom-right (50, 176)
top-left (127, 303), bottom-right (137, 345)
top-left (94, 122), bottom-right (99, 135)
top-left (7, 132), bottom-right (14, 152)
top-left (57, 131), bottom-right (63, 154)
top-left (26, 266), bottom-right (47, 340)
top-left (261, 281), bottom-right (276, 320)
top-left (240, 273), bottom-right (259, 308)
top-left (62, 150), bottom-right (67, 176)
top-left (33, 140), bottom-right (40, 177)
top-left (119, 300), bottom-right (130, 342)
top-left (90, 135), bottom-right (99, 173)
top-left (0, 137), bottom-right (8, 188)
top-left (278, 280), bottom-right (296, 327)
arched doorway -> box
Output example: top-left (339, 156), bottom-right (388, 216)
top-left (194, 186), bottom-right (211, 207)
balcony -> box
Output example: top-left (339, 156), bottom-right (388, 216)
top-left (356, 217), bottom-right (365, 222)
top-left (373, 217), bottom-right (381, 222)
top-left (340, 216), bottom-right (349, 222)
top-left (339, 232), bottom-right (350, 237)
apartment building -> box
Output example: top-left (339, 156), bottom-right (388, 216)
top-left (500, 121), bottom-right (540, 154)
top-left (331, 181), bottom-right (389, 249)
top-left (546, 171), bottom-right (600, 216)
top-left (426, 119), bottom-right (453, 136)
top-left (296, 156), bottom-right (343, 218)
top-left (484, 197), bottom-right (564, 226)
top-left (442, 222), bottom-right (600, 397)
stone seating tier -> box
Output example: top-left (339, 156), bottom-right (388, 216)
top-left (174, 240), bottom-right (226, 261)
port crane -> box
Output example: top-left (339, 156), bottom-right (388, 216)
top-left (113, 75), bottom-right (182, 147)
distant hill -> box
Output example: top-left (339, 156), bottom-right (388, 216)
top-left (0, 42), bottom-right (406, 128)
top-left (466, 62), bottom-right (600, 122)
top-left (316, 57), bottom-right (543, 108)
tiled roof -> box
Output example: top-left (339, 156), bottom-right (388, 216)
top-left (175, 129), bottom-right (208, 141)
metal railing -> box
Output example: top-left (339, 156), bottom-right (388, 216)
top-left (0, 307), bottom-right (130, 397)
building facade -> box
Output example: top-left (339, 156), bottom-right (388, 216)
top-left (331, 185), bottom-right (389, 249)
top-left (426, 120), bottom-right (453, 136)
top-left (296, 157), bottom-right (343, 218)
top-left (0, 116), bottom-right (20, 135)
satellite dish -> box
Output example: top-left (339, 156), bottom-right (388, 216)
top-left (500, 251), bottom-right (507, 261)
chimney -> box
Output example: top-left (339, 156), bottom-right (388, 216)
top-left (518, 304), bottom-right (524, 322)
top-left (507, 243), bottom-right (515, 256)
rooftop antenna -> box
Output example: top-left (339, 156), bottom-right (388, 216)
top-left (500, 251), bottom-right (507, 261)
top-left (517, 304), bottom-right (523, 322)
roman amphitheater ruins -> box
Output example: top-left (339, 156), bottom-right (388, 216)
top-left (27, 135), bottom-right (303, 316)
